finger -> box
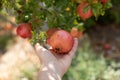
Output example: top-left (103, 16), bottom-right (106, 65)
top-left (68, 38), bottom-right (78, 58)
top-left (35, 43), bottom-right (55, 63)
top-left (59, 38), bottom-right (78, 73)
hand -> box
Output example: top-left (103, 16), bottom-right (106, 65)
top-left (35, 38), bottom-right (78, 80)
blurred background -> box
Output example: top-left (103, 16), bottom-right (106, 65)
top-left (0, 0), bottom-right (120, 80)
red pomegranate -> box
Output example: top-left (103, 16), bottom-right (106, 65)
top-left (47, 30), bottom-right (74, 54)
top-left (102, 0), bottom-right (109, 4)
top-left (77, 2), bottom-right (93, 21)
top-left (46, 28), bottom-right (60, 37)
top-left (16, 23), bottom-right (32, 38)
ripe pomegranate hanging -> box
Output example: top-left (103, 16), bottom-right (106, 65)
top-left (46, 28), bottom-right (60, 37)
top-left (77, 2), bottom-right (93, 21)
top-left (16, 23), bottom-right (32, 39)
top-left (46, 30), bottom-right (74, 54)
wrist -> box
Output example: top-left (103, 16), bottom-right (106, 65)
top-left (37, 62), bottom-right (62, 80)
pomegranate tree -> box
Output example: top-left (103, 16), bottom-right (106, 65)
top-left (1, 0), bottom-right (111, 54)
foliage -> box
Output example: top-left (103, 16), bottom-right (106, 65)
top-left (0, 34), bottom-right (13, 52)
top-left (63, 38), bottom-right (120, 80)
top-left (94, 0), bottom-right (120, 25)
top-left (110, 0), bottom-right (120, 24)
top-left (19, 65), bottom-right (39, 80)
top-left (0, 0), bottom-right (112, 29)
top-left (63, 39), bottom-right (107, 80)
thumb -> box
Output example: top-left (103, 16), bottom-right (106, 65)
top-left (35, 43), bottom-right (56, 63)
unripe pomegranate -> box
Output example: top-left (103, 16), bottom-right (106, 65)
top-left (77, 2), bottom-right (93, 21)
top-left (70, 27), bottom-right (83, 39)
top-left (47, 30), bottom-right (74, 54)
top-left (16, 23), bottom-right (32, 38)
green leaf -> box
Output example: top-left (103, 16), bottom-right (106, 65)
top-left (83, 5), bottom-right (89, 13)
top-left (104, 2), bottom-right (113, 9)
top-left (92, 3), bottom-right (103, 19)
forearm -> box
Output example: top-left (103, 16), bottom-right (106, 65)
top-left (37, 63), bottom-right (62, 80)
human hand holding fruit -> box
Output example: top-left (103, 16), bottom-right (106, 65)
top-left (35, 38), bottom-right (78, 80)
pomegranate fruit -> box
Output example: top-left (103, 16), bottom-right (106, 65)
top-left (16, 23), bottom-right (32, 38)
top-left (102, 0), bottom-right (109, 4)
top-left (77, 2), bottom-right (93, 21)
top-left (70, 27), bottom-right (83, 38)
top-left (104, 43), bottom-right (111, 50)
top-left (47, 30), bottom-right (74, 54)
top-left (46, 28), bottom-right (60, 37)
